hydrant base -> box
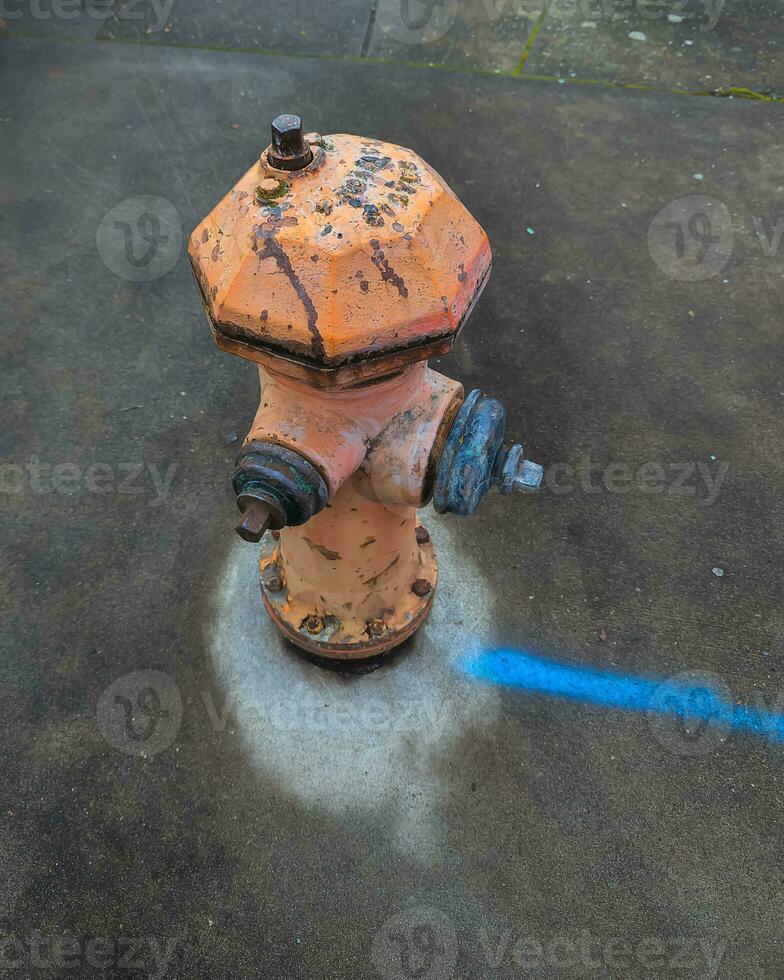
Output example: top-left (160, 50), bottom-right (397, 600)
top-left (258, 530), bottom-right (437, 661)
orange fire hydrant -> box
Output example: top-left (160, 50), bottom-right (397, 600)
top-left (190, 114), bottom-right (542, 665)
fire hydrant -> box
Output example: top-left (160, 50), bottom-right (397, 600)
top-left (190, 114), bottom-right (542, 665)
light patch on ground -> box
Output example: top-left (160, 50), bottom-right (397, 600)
top-left (209, 515), bottom-right (502, 857)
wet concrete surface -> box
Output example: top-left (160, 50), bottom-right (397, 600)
top-left (523, 0), bottom-right (784, 94)
top-left (0, 0), bottom-right (110, 38)
top-left (366, 0), bottom-right (544, 71)
top-left (1, 26), bottom-right (784, 980)
top-left (96, 0), bottom-right (372, 57)
top-left (3, 0), bottom-right (784, 93)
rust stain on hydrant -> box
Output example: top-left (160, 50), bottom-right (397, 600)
top-left (190, 113), bottom-right (543, 665)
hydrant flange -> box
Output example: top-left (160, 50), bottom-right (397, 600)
top-left (259, 516), bottom-right (438, 661)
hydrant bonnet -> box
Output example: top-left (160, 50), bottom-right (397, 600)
top-left (189, 123), bottom-right (492, 388)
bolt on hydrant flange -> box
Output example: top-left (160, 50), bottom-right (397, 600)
top-left (189, 113), bottom-right (542, 664)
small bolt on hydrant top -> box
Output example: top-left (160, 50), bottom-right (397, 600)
top-left (267, 113), bottom-right (314, 171)
top-left (189, 114), bottom-right (543, 666)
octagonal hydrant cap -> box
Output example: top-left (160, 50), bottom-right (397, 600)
top-left (189, 117), bottom-right (492, 387)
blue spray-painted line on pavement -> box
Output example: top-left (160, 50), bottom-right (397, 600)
top-left (463, 649), bottom-right (784, 744)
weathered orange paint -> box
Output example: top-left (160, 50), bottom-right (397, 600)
top-left (247, 361), bottom-right (462, 501)
top-left (260, 479), bottom-right (438, 658)
top-left (191, 125), bottom-right (491, 659)
top-left (251, 360), bottom-right (461, 656)
top-left (189, 132), bottom-right (491, 388)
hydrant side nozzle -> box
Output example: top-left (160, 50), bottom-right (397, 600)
top-left (433, 389), bottom-right (506, 516)
top-left (232, 441), bottom-right (329, 539)
top-left (433, 389), bottom-right (543, 515)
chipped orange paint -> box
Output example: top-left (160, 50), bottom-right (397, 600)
top-left (192, 126), bottom-right (489, 659)
top-left (261, 477), bottom-right (439, 658)
top-left (246, 361), bottom-right (462, 501)
top-left (251, 359), bottom-right (461, 657)
top-left (189, 132), bottom-right (491, 387)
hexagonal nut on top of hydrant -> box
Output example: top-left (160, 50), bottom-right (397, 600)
top-left (190, 113), bottom-right (543, 666)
